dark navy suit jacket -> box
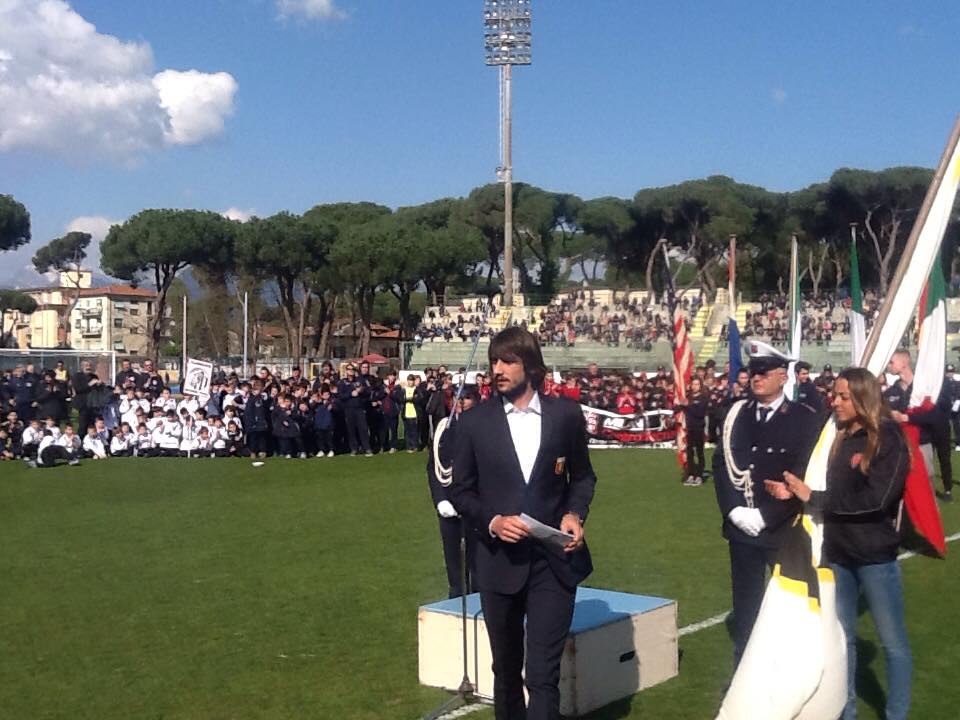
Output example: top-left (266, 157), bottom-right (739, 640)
top-left (450, 393), bottom-right (597, 594)
top-left (713, 397), bottom-right (819, 548)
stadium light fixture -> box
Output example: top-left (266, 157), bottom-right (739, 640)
top-left (483, 0), bottom-right (532, 309)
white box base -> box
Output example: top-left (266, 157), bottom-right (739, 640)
top-left (418, 587), bottom-right (678, 717)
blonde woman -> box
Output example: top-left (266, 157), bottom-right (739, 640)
top-left (766, 367), bottom-right (911, 720)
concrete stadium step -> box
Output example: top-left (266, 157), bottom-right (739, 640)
top-left (689, 302), bottom-right (712, 339)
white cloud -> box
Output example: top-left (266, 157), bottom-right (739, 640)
top-left (771, 87), bottom-right (787, 104)
top-left (0, 0), bottom-right (237, 162)
top-left (154, 70), bottom-right (237, 146)
top-left (276, 0), bottom-right (348, 21)
top-left (222, 207), bottom-right (256, 222)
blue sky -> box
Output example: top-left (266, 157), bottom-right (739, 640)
top-left (2, 0), bottom-right (959, 285)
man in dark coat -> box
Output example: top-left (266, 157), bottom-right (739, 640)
top-left (451, 327), bottom-right (596, 720)
top-left (885, 349), bottom-right (953, 501)
top-left (713, 340), bottom-right (819, 670)
top-left (337, 364), bottom-right (372, 456)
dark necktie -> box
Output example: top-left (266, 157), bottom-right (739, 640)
top-left (758, 406), bottom-right (771, 423)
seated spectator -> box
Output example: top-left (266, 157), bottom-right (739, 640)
top-left (83, 425), bottom-right (109, 459)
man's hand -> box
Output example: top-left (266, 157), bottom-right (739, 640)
top-left (490, 514), bottom-right (530, 543)
top-left (436, 500), bottom-right (458, 519)
top-left (560, 512), bottom-right (584, 553)
top-left (728, 506), bottom-right (763, 537)
top-left (764, 479), bottom-right (794, 500)
top-left (891, 410), bottom-right (909, 423)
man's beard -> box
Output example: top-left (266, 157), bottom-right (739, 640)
top-left (498, 377), bottom-right (530, 402)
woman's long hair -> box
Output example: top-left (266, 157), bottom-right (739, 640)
top-left (830, 367), bottom-right (890, 473)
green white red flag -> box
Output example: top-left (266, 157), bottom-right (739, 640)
top-left (909, 254), bottom-right (947, 407)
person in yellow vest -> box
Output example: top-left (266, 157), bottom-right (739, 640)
top-left (402, 373), bottom-right (420, 452)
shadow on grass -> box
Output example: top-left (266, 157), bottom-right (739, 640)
top-left (854, 638), bottom-right (885, 719)
top-left (578, 695), bottom-right (634, 719)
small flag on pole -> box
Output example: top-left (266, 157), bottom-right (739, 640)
top-left (849, 225), bottom-right (866, 366)
top-left (727, 236), bottom-right (741, 393)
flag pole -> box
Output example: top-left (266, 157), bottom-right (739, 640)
top-left (728, 234), bottom-right (737, 311)
top-left (860, 114), bottom-right (960, 366)
top-left (785, 235), bottom-right (799, 398)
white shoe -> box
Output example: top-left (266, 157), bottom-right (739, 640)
top-left (299, 452), bottom-right (307, 459)
top-left (389, 448), bottom-right (396, 454)
top-left (327, 451), bottom-right (335, 458)
top-left (316, 451), bottom-right (325, 458)
top-left (364, 452), bottom-right (373, 457)
top-left (285, 454), bottom-right (293, 459)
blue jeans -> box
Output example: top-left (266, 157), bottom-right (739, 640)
top-left (832, 561), bottom-right (912, 720)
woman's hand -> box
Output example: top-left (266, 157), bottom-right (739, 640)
top-left (783, 470), bottom-right (812, 502)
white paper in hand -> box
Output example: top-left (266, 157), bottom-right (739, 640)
top-left (520, 513), bottom-right (574, 553)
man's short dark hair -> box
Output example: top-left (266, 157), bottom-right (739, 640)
top-left (488, 326), bottom-right (547, 390)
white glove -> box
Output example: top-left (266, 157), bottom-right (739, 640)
top-left (436, 500), bottom-right (458, 519)
top-left (728, 507), bottom-right (765, 537)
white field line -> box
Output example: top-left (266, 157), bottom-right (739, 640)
top-left (677, 530), bottom-right (960, 638)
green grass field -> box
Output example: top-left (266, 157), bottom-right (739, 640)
top-left (2, 450), bottom-right (958, 719)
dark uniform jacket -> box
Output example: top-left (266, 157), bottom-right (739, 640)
top-left (714, 397), bottom-right (819, 549)
top-left (451, 394), bottom-right (596, 594)
top-left (796, 379), bottom-right (825, 415)
top-left (884, 381), bottom-right (950, 445)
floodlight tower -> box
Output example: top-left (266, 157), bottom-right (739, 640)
top-left (484, 0), bottom-right (531, 309)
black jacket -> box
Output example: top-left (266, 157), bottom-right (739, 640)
top-left (451, 394), bottom-right (596, 594)
top-left (884, 381), bottom-right (950, 444)
top-left (810, 419), bottom-right (908, 566)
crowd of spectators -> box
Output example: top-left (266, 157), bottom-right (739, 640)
top-left (721, 291), bottom-right (885, 346)
top-left (412, 290), bottom-right (700, 350)
top-left (1, 350), bottom-right (849, 468)
top-left (531, 290), bottom-right (698, 350)
top-left (414, 297), bottom-right (499, 345)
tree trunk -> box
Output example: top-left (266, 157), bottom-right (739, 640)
top-left (644, 239), bottom-right (666, 306)
top-left (149, 265), bottom-right (177, 364)
top-left (296, 285), bottom-right (313, 369)
top-left (832, 254), bottom-right (844, 291)
top-left (807, 243), bottom-right (828, 298)
top-left (202, 310), bottom-right (222, 357)
top-left (318, 294), bottom-right (337, 358)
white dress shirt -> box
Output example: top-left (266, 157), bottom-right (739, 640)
top-left (503, 392), bottom-right (542, 484)
top-left (755, 393), bottom-right (786, 423)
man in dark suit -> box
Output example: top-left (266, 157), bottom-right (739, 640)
top-left (713, 340), bottom-right (819, 670)
top-left (451, 326), bottom-right (596, 720)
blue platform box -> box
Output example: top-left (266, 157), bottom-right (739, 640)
top-left (418, 587), bottom-right (678, 716)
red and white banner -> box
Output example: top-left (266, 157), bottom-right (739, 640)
top-left (581, 405), bottom-right (677, 447)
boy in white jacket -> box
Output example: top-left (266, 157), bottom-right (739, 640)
top-left (153, 411), bottom-right (183, 457)
top-left (83, 426), bottom-right (109, 459)
top-left (109, 423), bottom-right (135, 457)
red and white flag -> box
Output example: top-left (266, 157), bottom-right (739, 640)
top-left (672, 302), bottom-right (693, 468)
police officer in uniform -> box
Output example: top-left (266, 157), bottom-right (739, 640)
top-left (713, 340), bottom-right (819, 669)
top-left (426, 384), bottom-right (479, 598)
